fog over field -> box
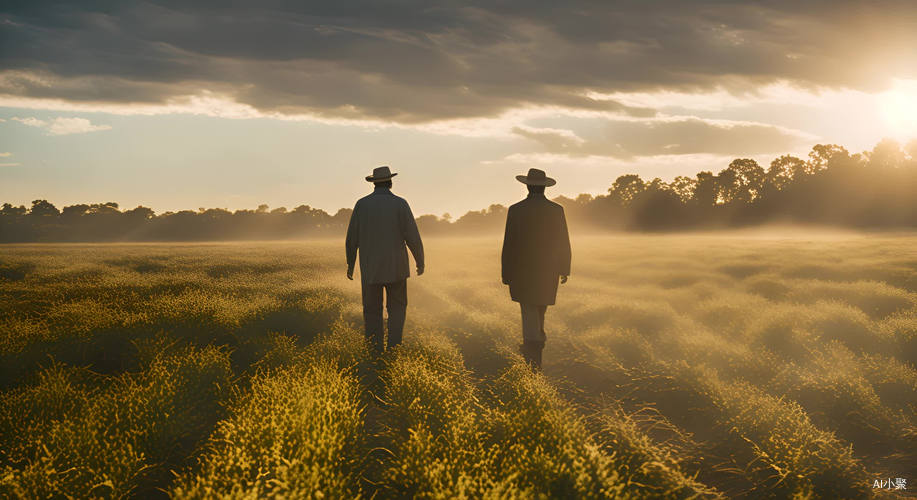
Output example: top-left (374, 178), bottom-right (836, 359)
top-left (1, 233), bottom-right (914, 498)
top-left (4, 0), bottom-right (917, 496)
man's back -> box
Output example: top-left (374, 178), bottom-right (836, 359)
top-left (346, 187), bottom-right (424, 284)
top-left (501, 193), bottom-right (571, 305)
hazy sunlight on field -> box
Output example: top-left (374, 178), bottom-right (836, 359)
top-left (1, 234), bottom-right (915, 498)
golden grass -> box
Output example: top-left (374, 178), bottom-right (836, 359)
top-left (0, 234), bottom-right (914, 497)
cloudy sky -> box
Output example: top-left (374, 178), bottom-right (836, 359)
top-left (2, 1), bottom-right (916, 216)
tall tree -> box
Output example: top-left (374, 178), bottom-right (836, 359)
top-left (670, 175), bottom-right (696, 203)
top-left (766, 155), bottom-right (804, 191)
top-left (29, 199), bottom-right (60, 217)
top-left (609, 174), bottom-right (646, 206)
top-left (722, 158), bottom-right (765, 203)
top-left (694, 171), bottom-right (717, 207)
top-left (807, 144), bottom-right (849, 173)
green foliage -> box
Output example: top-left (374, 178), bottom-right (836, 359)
top-left (484, 363), bottom-right (629, 498)
top-left (0, 346), bottom-right (232, 498)
top-left (377, 337), bottom-right (506, 498)
top-left (377, 336), bottom-right (675, 498)
top-left (707, 376), bottom-right (869, 498)
top-left (171, 360), bottom-right (365, 498)
top-left (594, 405), bottom-right (720, 498)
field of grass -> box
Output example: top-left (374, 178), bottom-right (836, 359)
top-left (1, 234), bottom-right (915, 498)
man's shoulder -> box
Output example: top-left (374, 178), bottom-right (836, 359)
top-left (357, 190), bottom-right (409, 211)
top-left (509, 198), bottom-right (528, 210)
top-left (511, 196), bottom-right (561, 209)
top-left (358, 190), bottom-right (395, 202)
top-left (546, 198), bottom-right (564, 211)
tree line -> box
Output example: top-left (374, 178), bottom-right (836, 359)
top-left (2, 139), bottom-right (915, 242)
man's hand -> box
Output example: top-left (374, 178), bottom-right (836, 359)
top-left (560, 275), bottom-right (568, 284)
top-left (347, 267), bottom-right (354, 280)
top-left (416, 265), bottom-right (425, 276)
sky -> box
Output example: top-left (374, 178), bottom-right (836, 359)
top-left (2, 1), bottom-right (917, 217)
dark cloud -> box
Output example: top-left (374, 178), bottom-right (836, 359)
top-left (1, 1), bottom-right (916, 122)
top-left (513, 118), bottom-right (812, 158)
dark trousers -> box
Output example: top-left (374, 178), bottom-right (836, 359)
top-left (361, 279), bottom-right (407, 352)
top-left (520, 303), bottom-right (547, 342)
top-left (520, 303), bottom-right (547, 370)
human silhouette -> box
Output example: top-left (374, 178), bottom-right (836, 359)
top-left (346, 166), bottom-right (425, 352)
top-left (501, 168), bottom-right (571, 370)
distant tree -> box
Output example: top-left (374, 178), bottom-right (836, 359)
top-left (670, 175), bottom-right (696, 203)
top-left (632, 177), bottom-right (685, 230)
top-left (125, 206), bottom-right (155, 219)
top-left (1, 203), bottom-right (27, 217)
top-left (694, 171), bottom-right (717, 207)
top-left (416, 214), bottom-right (451, 235)
top-left (454, 204), bottom-right (506, 233)
top-left (332, 208), bottom-right (353, 228)
top-left (200, 208), bottom-right (231, 218)
top-left (575, 193), bottom-right (594, 204)
top-left (721, 158), bottom-right (765, 203)
top-left (867, 139), bottom-right (905, 169)
top-left (807, 144), bottom-right (849, 173)
top-left (61, 204), bottom-right (91, 219)
top-left (646, 177), bottom-right (667, 191)
top-left (609, 174), bottom-right (646, 206)
top-left (89, 202), bottom-right (120, 215)
top-left (29, 199), bottom-right (60, 217)
top-left (906, 139), bottom-right (917, 160)
top-left (766, 155), bottom-right (804, 191)
top-left (256, 204), bottom-right (269, 214)
top-left (715, 167), bottom-right (738, 204)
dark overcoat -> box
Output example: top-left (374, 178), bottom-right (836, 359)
top-left (346, 187), bottom-right (424, 284)
top-left (501, 193), bottom-right (571, 305)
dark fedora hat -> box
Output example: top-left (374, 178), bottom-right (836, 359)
top-left (366, 165), bottom-right (398, 182)
top-left (516, 168), bottom-right (556, 187)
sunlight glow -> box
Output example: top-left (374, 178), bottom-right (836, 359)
top-left (878, 79), bottom-right (917, 141)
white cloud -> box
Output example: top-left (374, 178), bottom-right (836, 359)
top-left (510, 116), bottom-right (815, 159)
top-left (46, 117), bottom-right (112, 135)
top-left (12, 116), bottom-right (46, 127)
top-left (11, 116), bottom-right (112, 135)
top-left (0, 151), bottom-right (20, 166)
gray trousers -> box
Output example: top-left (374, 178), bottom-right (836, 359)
top-left (362, 279), bottom-right (407, 351)
top-left (520, 303), bottom-right (547, 342)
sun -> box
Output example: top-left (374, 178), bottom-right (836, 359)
top-left (878, 79), bottom-right (917, 141)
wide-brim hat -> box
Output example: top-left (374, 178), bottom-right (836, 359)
top-left (366, 165), bottom-right (398, 182)
top-left (516, 168), bottom-right (556, 186)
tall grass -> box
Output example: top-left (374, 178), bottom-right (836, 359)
top-left (171, 360), bottom-right (365, 498)
top-left (0, 346), bottom-right (232, 498)
top-left (1, 235), bottom-right (914, 497)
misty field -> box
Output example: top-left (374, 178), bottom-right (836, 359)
top-left (1, 234), bottom-right (915, 499)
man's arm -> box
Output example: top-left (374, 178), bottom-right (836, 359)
top-left (401, 199), bottom-right (424, 274)
top-left (501, 206), bottom-right (515, 285)
top-left (345, 203), bottom-right (359, 279)
top-left (557, 206), bottom-right (571, 283)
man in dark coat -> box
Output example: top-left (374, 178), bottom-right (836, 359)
top-left (346, 166), bottom-right (425, 352)
top-left (501, 168), bottom-right (571, 370)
